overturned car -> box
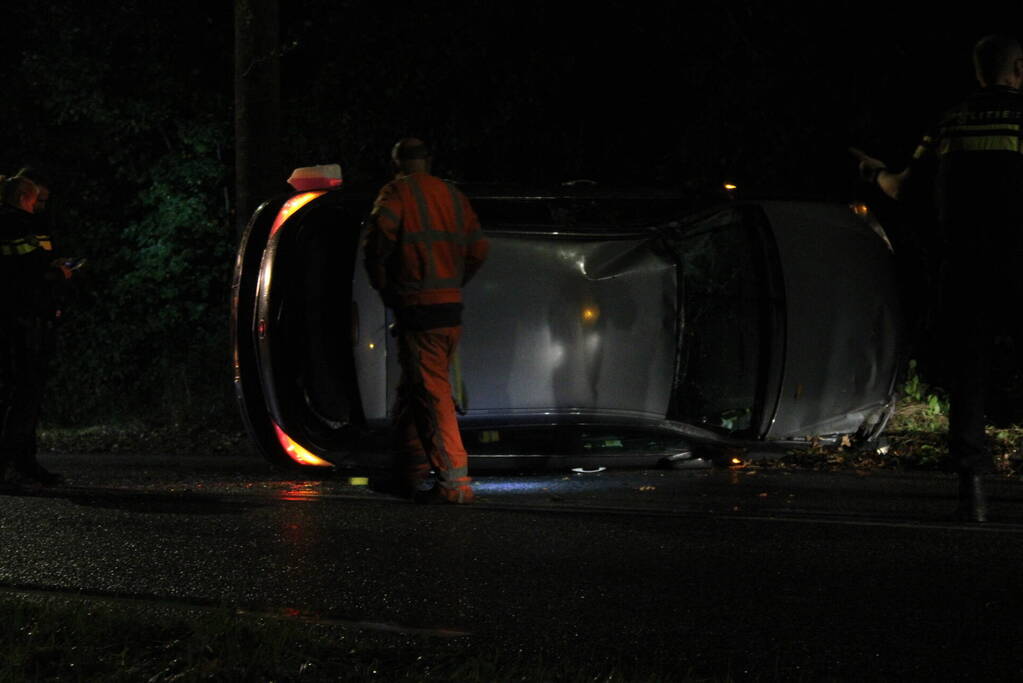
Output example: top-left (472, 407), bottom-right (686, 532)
top-left (231, 169), bottom-right (902, 470)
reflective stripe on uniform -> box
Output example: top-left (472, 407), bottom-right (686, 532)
top-left (407, 176), bottom-right (437, 286)
top-left (941, 134), bottom-right (1020, 154)
top-left (398, 226), bottom-right (469, 290)
top-left (407, 176), bottom-right (433, 232)
top-left (0, 234), bottom-right (51, 256)
top-left (1, 241), bottom-right (34, 256)
top-left (438, 466), bottom-right (469, 482)
top-left (939, 123), bottom-right (1022, 154)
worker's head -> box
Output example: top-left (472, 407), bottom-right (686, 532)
top-left (13, 168), bottom-right (49, 213)
top-left (973, 34), bottom-right (1023, 89)
top-left (1, 176), bottom-right (39, 213)
top-left (391, 138), bottom-right (432, 175)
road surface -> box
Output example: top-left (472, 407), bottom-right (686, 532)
top-left (1, 452), bottom-right (1021, 679)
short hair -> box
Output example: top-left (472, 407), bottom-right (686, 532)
top-left (391, 138), bottom-right (431, 161)
top-left (2, 176), bottom-right (37, 207)
top-left (973, 34), bottom-right (1022, 85)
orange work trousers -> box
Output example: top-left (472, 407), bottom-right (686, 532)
top-left (394, 325), bottom-right (473, 502)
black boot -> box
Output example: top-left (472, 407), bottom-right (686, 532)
top-left (956, 473), bottom-right (988, 523)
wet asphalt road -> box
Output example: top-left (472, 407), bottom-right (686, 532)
top-left (3, 452), bottom-right (1023, 679)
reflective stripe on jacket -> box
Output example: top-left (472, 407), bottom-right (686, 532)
top-left (0, 206), bottom-right (60, 317)
top-left (910, 85), bottom-right (1023, 226)
top-left (0, 234), bottom-right (53, 256)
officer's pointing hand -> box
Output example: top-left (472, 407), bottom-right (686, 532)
top-left (849, 147), bottom-right (887, 184)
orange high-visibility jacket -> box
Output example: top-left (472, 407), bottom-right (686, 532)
top-left (365, 172), bottom-right (488, 308)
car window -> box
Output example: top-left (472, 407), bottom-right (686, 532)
top-left (671, 210), bottom-right (770, 435)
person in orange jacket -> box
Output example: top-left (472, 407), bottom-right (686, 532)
top-left (364, 138), bottom-right (489, 504)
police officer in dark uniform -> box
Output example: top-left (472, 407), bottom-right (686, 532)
top-left (0, 171), bottom-right (72, 486)
top-left (855, 34), bottom-right (1023, 522)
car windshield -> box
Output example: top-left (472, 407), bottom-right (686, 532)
top-left (668, 209), bottom-right (773, 436)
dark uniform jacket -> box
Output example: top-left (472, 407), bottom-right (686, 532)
top-left (0, 205), bottom-right (58, 318)
top-left (911, 86), bottom-right (1023, 239)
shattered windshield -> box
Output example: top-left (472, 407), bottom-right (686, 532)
top-left (670, 210), bottom-right (771, 435)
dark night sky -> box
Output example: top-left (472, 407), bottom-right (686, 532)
top-left (272, 1), bottom-right (1023, 194)
top-left (2, 1), bottom-right (1022, 200)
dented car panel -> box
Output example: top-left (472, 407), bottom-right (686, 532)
top-left (231, 187), bottom-right (901, 468)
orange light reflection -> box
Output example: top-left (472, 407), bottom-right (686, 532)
top-left (272, 422), bottom-right (333, 468)
top-left (269, 191), bottom-right (325, 237)
top-left (851, 202), bottom-right (870, 217)
top-left (279, 482), bottom-right (324, 500)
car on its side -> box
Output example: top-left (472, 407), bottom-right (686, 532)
top-left (231, 168), bottom-right (901, 470)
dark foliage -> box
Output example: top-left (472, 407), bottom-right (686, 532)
top-left (1, 2), bottom-right (235, 425)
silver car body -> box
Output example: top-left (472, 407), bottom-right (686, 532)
top-left (232, 187), bottom-right (901, 468)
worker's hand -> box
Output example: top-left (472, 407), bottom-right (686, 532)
top-left (46, 259), bottom-right (73, 281)
top-left (849, 147), bottom-right (887, 184)
top-left (62, 256), bottom-right (87, 272)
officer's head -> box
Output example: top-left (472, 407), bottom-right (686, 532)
top-left (1, 176), bottom-right (39, 213)
top-left (973, 35), bottom-right (1023, 88)
top-left (391, 138), bottom-right (432, 175)
top-left (14, 168), bottom-right (49, 214)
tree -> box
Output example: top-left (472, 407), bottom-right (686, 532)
top-left (234, 0), bottom-right (282, 237)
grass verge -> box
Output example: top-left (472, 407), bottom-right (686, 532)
top-left (749, 398), bottom-right (1023, 475)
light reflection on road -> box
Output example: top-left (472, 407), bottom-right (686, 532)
top-left (276, 481), bottom-right (325, 501)
top-left (474, 473), bottom-right (637, 495)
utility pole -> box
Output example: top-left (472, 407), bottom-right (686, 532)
top-left (234, 0), bottom-right (281, 238)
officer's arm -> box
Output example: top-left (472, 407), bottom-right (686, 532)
top-left (463, 237), bottom-right (489, 286)
top-left (363, 185), bottom-right (402, 293)
top-left (460, 200), bottom-right (489, 286)
top-left (851, 134), bottom-right (935, 201)
top-left (875, 168), bottom-right (912, 201)
top-left (850, 146), bottom-right (908, 200)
